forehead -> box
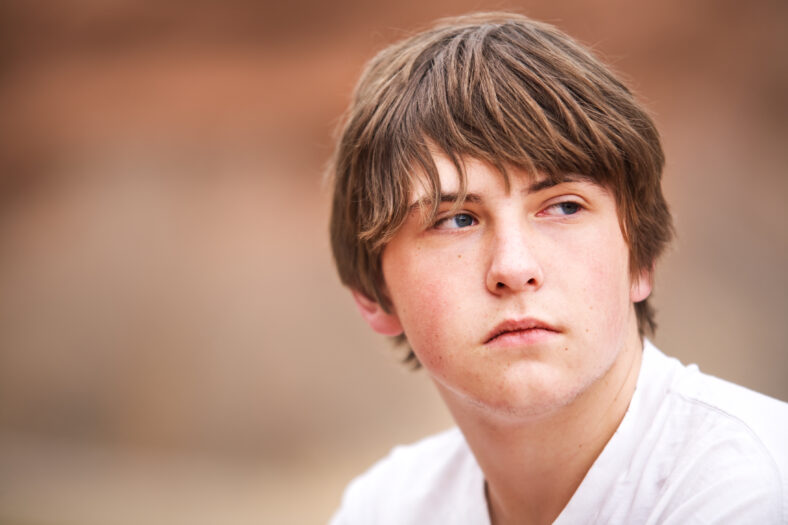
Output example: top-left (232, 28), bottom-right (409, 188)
top-left (408, 153), bottom-right (597, 206)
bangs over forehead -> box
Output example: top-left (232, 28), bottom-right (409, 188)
top-left (339, 13), bottom-right (662, 251)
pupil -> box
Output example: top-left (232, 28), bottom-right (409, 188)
top-left (560, 203), bottom-right (579, 214)
top-left (455, 214), bottom-right (472, 227)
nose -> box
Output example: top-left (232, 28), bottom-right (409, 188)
top-left (485, 227), bottom-right (544, 294)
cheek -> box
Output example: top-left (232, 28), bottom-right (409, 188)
top-left (561, 227), bottom-right (633, 331)
top-left (384, 252), bottom-right (476, 369)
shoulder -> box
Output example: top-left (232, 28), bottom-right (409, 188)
top-left (642, 341), bottom-right (788, 460)
top-left (329, 427), bottom-right (488, 525)
top-left (664, 348), bottom-right (788, 472)
top-left (640, 343), bottom-right (788, 522)
top-left (343, 427), bottom-right (472, 502)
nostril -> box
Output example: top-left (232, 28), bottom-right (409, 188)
top-left (496, 282), bottom-right (505, 288)
top-left (527, 278), bottom-right (536, 285)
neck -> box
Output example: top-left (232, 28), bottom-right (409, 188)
top-left (438, 336), bottom-right (644, 525)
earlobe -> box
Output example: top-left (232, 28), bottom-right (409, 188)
top-left (351, 290), bottom-right (404, 336)
top-left (630, 269), bottom-right (653, 303)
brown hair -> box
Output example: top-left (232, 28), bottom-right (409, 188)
top-left (329, 12), bottom-right (673, 364)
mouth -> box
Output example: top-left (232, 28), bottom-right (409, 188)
top-left (483, 318), bottom-right (560, 345)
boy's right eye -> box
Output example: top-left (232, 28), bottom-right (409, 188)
top-left (434, 213), bottom-right (477, 230)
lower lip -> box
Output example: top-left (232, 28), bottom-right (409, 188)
top-left (485, 328), bottom-right (559, 348)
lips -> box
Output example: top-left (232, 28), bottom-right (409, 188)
top-left (483, 318), bottom-right (560, 345)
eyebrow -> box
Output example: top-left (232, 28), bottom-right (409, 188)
top-left (407, 174), bottom-right (592, 211)
top-left (408, 192), bottom-right (483, 212)
top-left (527, 173), bottom-right (590, 193)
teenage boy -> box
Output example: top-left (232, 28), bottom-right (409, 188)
top-left (328, 13), bottom-right (788, 524)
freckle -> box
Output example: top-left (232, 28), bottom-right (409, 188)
top-left (585, 329), bottom-right (589, 333)
top-left (457, 254), bottom-right (462, 259)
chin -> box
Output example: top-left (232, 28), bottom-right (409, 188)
top-left (447, 369), bottom-right (593, 422)
top-left (489, 387), bottom-right (585, 421)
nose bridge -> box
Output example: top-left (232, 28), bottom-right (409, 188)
top-left (486, 215), bottom-right (543, 293)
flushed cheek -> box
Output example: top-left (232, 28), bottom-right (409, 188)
top-left (393, 275), bottom-right (478, 372)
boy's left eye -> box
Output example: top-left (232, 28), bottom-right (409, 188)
top-left (434, 213), bottom-right (477, 230)
top-left (542, 201), bottom-right (582, 216)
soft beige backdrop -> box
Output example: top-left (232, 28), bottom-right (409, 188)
top-left (0, 1), bottom-right (785, 523)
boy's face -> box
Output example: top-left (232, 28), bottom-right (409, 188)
top-left (354, 153), bottom-right (651, 419)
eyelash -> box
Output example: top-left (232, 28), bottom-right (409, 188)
top-left (541, 200), bottom-right (584, 216)
top-left (431, 199), bottom-right (585, 230)
top-left (433, 213), bottom-right (477, 230)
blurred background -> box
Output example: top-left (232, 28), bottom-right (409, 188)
top-left (0, 1), bottom-right (785, 523)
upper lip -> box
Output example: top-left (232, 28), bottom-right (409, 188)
top-left (483, 318), bottom-right (560, 344)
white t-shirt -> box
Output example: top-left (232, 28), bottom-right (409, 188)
top-left (329, 341), bottom-right (788, 524)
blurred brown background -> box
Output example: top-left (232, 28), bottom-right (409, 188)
top-left (0, 1), bottom-right (785, 523)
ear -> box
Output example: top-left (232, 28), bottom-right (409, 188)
top-left (351, 290), bottom-right (404, 336)
top-left (630, 268), bottom-right (653, 303)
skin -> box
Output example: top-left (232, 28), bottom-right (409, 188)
top-left (353, 153), bottom-right (651, 524)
